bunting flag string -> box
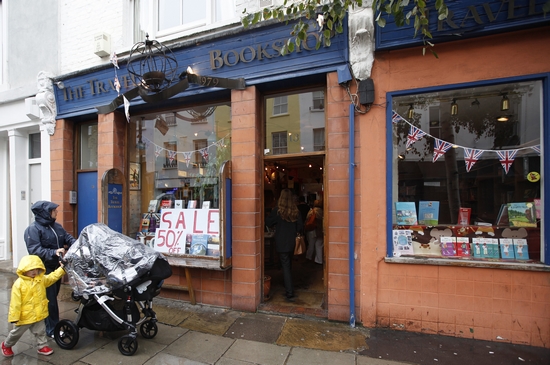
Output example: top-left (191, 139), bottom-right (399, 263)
top-left (392, 110), bottom-right (540, 175)
top-left (433, 139), bottom-right (453, 163)
top-left (142, 134), bottom-right (230, 160)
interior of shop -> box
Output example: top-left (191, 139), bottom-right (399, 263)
top-left (260, 155), bottom-right (327, 316)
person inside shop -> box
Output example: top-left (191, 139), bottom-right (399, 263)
top-left (24, 201), bottom-right (76, 338)
top-left (296, 196), bottom-right (310, 225)
top-left (305, 199), bottom-right (324, 265)
top-left (266, 189), bottom-right (303, 302)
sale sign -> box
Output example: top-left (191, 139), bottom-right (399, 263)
top-left (154, 209), bottom-right (220, 255)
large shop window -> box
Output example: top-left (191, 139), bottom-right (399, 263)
top-left (390, 80), bottom-right (544, 264)
top-left (128, 103), bottom-right (231, 263)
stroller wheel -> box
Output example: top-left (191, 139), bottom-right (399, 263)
top-left (71, 291), bottom-right (81, 301)
top-left (140, 320), bottom-right (158, 339)
top-left (118, 335), bottom-right (138, 356)
top-left (54, 320), bottom-right (79, 349)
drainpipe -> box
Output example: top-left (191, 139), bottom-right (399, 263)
top-left (348, 103), bottom-right (356, 328)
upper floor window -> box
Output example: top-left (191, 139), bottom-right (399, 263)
top-left (135, 0), bottom-right (237, 41)
top-left (311, 91), bottom-right (324, 111)
top-left (272, 132), bottom-right (288, 155)
top-left (272, 96), bottom-right (288, 116)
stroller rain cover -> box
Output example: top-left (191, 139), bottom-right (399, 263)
top-left (64, 223), bottom-right (168, 297)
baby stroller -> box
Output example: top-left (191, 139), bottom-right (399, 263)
top-left (54, 223), bottom-right (172, 356)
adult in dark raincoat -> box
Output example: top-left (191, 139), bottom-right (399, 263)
top-left (266, 189), bottom-right (303, 302)
top-left (24, 201), bottom-right (76, 337)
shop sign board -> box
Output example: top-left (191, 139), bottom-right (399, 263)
top-left (376, 0), bottom-right (549, 50)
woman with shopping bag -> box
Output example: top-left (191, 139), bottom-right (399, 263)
top-left (266, 189), bottom-right (303, 302)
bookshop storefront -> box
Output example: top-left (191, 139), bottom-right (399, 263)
top-left (50, 19), bottom-right (352, 316)
top-left (366, 0), bottom-right (550, 348)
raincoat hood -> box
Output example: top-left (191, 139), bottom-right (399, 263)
top-left (16, 255), bottom-right (45, 278)
top-left (31, 200), bottom-right (59, 226)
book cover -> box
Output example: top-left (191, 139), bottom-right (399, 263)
top-left (499, 238), bottom-right (515, 259)
top-left (486, 238), bottom-right (500, 259)
top-left (174, 200), bottom-right (183, 209)
top-left (207, 243), bottom-right (220, 256)
top-left (392, 229), bottom-right (413, 257)
top-left (139, 215), bottom-right (150, 233)
top-left (457, 207), bottom-right (471, 225)
top-left (513, 239), bottom-right (529, 260)
top-left (395, 202), bottom-right (417, 225)
top-left (148, 199), bottom-right (159, 213)
top-left (534, 199), bottom-right (541, 219)
top-left (190, 234), bottom-right (208, 255)
top-left (160, 199), bottom-right (173, 209)
top-left (495, 204), bottom-right (509, 226)
top-left (507, 202), bottom-right (537, 227)
top-left (440, 236), bottom-right (457, 256)
top-left (187, 200), bottom-right (197, 209)
top-left (456, 237), bottom-right (470, 256)
top-left (418, 201), bottom-right (440, 225)
top-left (471, 238), bottom-right (485, 258)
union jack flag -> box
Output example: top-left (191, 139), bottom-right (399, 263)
top-left (433, 139), bottom-right (453, 163)
top-left (200, 147), bottom-right (209, 163)
top-left (168, 150), bottom-right (177, 163)
top-left (406, 126), bottom-right (427, 148)
top-left (155, 145), bottom-right (162, 159)
top-left (531, 145), bottom-right (541, 155)
top-left (392, 111), bottom-right (404, 124)
top-left (496, 150), bottom-right (517, 174)
top-left (463, 148), bottom-right (484, 172)
top-left (182, 151), bottom-right (192, 167)
top-left (114, 76), bottom-right (121, 95)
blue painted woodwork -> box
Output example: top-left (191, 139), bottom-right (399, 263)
top-left (55, 20), bottom-right (349, 119)
top-left (77, 171), bottom-right (98, 234)
top-left (376, 0), bottom-right (549, 50)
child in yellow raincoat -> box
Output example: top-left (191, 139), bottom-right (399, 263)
top-left (2, 254), bottom-right (65, 357)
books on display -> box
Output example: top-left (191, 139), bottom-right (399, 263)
top-left (418, 201), bottom-right (440, 225)
top-left (456, 237), bottom-right (471, 256)
top-left (440, 236), bottom-right (457, 256)
top-left (507, 202), bottom-right (537, 227)
top-left (395, 202), bottom-right (418, 225)
top-left (513, 239), bottom-right (529, 260)
top-left (499, 238), bottom-right (515, 259)
top-left (457, 207), bottom-right (471, 225)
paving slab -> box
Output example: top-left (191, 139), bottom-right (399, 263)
top-left (144, 351), bottom-right (208, 364)
top-left (286, 346), bottom-right (356, 365)
top-left (163, 330), bottom-right (235, 364)
top-left (277, 317), bottom-right (370, 353)
top-left (223, 339), bottom-right (290, 365)
top-left (179, 308), bottom-right (242, 336)
top-left (224, 313), bottom-right (287, 344)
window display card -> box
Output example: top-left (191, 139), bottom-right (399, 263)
top-left (499, 238), bottom-right (515, 259)
top-left (440, 236), bottom-right (456, 256)
top-left (455, 237), bottom-right (470, 256)
top-left (174, 200), bottom-right (183, 209)
top-left (418, 201), bottom-right (439, 225)
top-left (457, 207), bottom-right (471, 225)
top-left (392, 229), bottom-right (413, 257)
top-left (187, 200), bottom-right (197, 209)
top-left (513, 239), bottom-right (529, 260)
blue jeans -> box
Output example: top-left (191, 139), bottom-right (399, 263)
top-left (278, 251), bottom-right (294, 298)
top-left (45, 266), bottom-right (61, 337)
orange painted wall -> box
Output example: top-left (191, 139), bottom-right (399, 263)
top-left (359, 26), bottom-right (550, 347)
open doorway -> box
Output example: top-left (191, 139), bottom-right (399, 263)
top-left (260, 155), bottom-right (326, 317)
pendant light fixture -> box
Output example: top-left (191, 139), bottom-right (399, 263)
top-left (407, 104), bottom-right (414, 119)
top-left (451, 99), bottom-right (458, 116)
top-left (501, 94), bottom-right (509, 111)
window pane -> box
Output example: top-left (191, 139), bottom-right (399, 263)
top-left (391, 80), bottom-right (542, 262)
top-left (29, 133), bottom-right (41, 159)
top-left (265, 90), bottom-right (326, 156)
top-left (158, 0), bottom-right (182, 31)
top-left (80, 123), bottom-right (98, 169)
top-left (129, 103), bottom-right (231, 237)
top-left (182, 0), bottom-right (205, 24)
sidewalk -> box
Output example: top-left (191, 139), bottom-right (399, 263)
top-left (0, 260), bottom-right (548, 365)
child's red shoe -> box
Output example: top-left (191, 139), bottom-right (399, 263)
top-left (1, 342), bottom-right (13, 357)
top-left (37, 346), bottom-right (53, 356)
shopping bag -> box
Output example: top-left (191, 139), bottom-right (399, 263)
top-left (305, 209), bottom-right (317, 231)
top-left (295, 234), bottom-right (305, 255)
